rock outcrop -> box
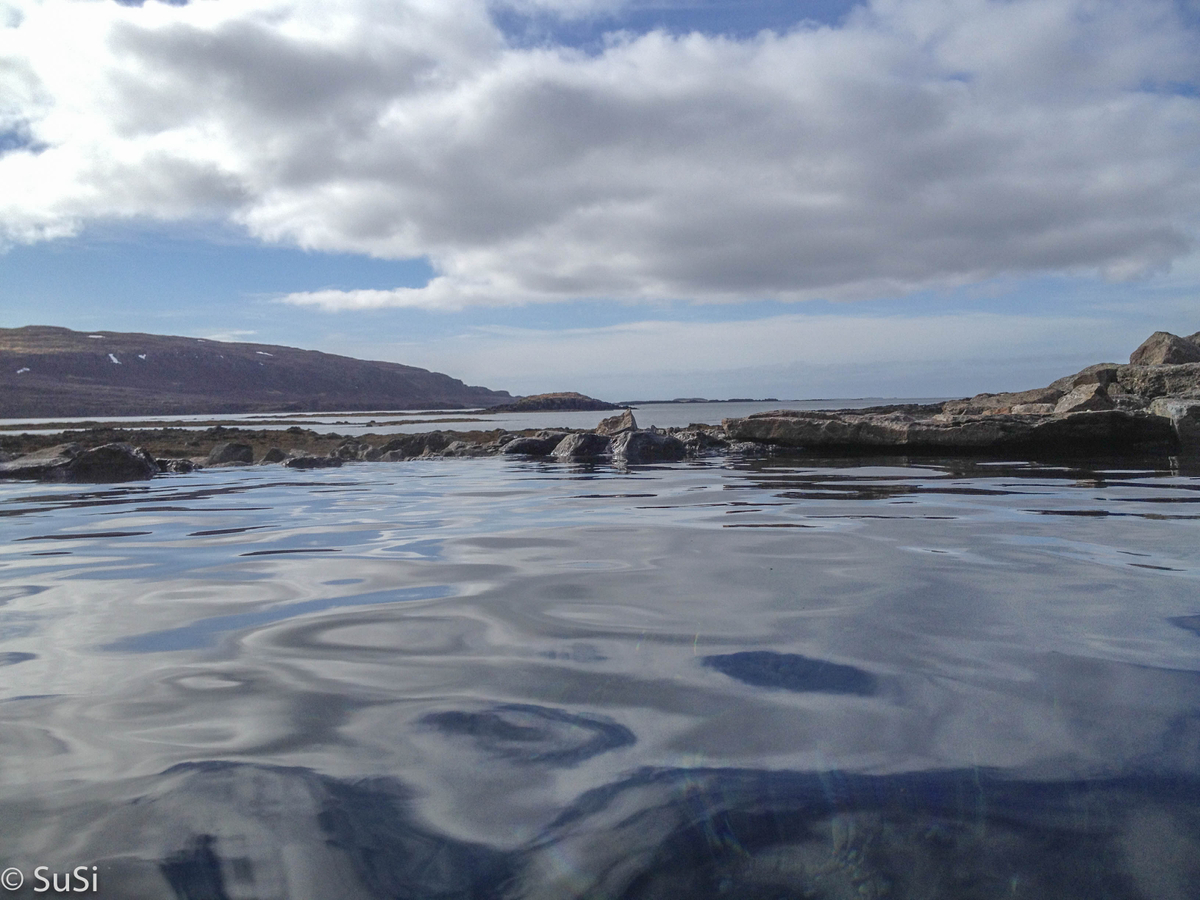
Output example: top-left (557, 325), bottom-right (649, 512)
top-left (725, 329), bottom-right (1200, 457)
top-left (725, 409), bottom-right (1177, 456)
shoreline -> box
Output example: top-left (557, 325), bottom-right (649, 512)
top-left (2, 330), bottom-right (1199, 482)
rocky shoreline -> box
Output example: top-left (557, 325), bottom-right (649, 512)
top-left (2, 330), bottom-right (1199, 483)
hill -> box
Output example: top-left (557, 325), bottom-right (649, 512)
top-left (0, 326), bottom-right (514, 417)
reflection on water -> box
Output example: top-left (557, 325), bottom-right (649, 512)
top-left (0, 457), bottom-right (1198, 897)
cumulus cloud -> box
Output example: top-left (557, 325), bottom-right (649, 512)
top-left (1, 0), bottom-right (1198, 308)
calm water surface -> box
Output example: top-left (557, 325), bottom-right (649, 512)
top-left (1, 457), bottom-right (1199, 898)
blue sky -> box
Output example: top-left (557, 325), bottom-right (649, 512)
top-left (2, 0), bottom-right (1199, 400)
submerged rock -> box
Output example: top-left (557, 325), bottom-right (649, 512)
top-left (284, 455), bottom-right (344, 469)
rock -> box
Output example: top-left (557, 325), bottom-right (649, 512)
top-left (1049, 363), bottom-right (1121, 393)
top-left (611, 429), bottom-right (685, 463)
top-left (551, 432), bottom-right (612, 460)
top-left (260, 447), bottom-right (287, 464)
top-left (501, 432), bottom-right (570, 456)
top-left (332, 439), bottom-right (371, 460)
top-left (378, 432), bottom-right (451, 459)
top-left (0, 443), bottom-right (85, 480)
top-left (207, 442), bottom-right (253, 465)
top-left (55, 443), bottom-right (158, 482)
top-left (441, 440), bottom-right (487, 457)
top-left (1010, 403), bottom-right (1057, 415)
top-left (1130, 331), bottom-right (1200, 366)
top-left (284, 455), bottom-right (344, 469)
top-left (595, 409), bottom-right (637, 435)
top-left (1149, 398), bottom-right (1200, 454)
top-left (942, 387), bottom-right (1063, 416)
top-left (1053, 383), bottom-right (1113, 414)
top-left (724, 409), bottom-right (1177, 456)
top-left (157, 458), bottom-right (198, 473)
top-left (1114, 363), bottom-right (1200, 401)
top-left (675, 428), bottom-right (730, 456)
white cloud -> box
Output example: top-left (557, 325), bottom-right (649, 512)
top-left (1, 0), bottom-right (1198, 308)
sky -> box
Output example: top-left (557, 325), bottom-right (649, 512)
top-left (1, 0), bottom-right (1198, 401)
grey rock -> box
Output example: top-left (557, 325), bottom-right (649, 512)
top-left (501, 432), bottom-right (569, 456)
top-left (1130, 331), bottom-right (1200, 366)
top-left (1053, 383), bottom-right (1113, 414)
top-left (595, 409), bottom-right (637, 435)
top-left (0, 443), bottom-right (83, 480)
top-left (675, 428), bottom-right (730, 455)
top-left (611, 429), bottom-right (685, 463)
top-left (56, 443), bottom-right (159, 483)
top-left (284, 455), bottom-right (344, 469)
top-left (551, 432), bottom-right (612, 460)
top-left (378, 432), bottom-right (451, 459)
top-left (260, 447), bottom-right (287, 464)
top-left (1010, 403), bottom-right (1057, 415)
top-left (441, 440), bottom-right (487, 457)
top-left (207, 442), bottom-right (254, 465)
top-left (333, 440), bottom-right (371, 460)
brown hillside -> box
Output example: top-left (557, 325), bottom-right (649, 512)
top-left (0, 326), bottom-right (513, 416)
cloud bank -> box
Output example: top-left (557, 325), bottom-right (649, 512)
top-left (2, 0), bottom-right (1198, 309)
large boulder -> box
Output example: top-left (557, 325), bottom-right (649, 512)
top-left (611, 429), bottom-right (686, 463)
top-left (1130, 331), bottom-right (1200, 366)
top-left (207, 442), bottom-right (254, 465)
top-left (595, 409), bottom-right (637, 436)
top-left (551, 433), bottom-right (612, 460)
top-left (56, 443), bottom-right (158, 483)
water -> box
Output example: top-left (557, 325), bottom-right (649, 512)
top-left (1, 456), bottom-right (1199, 898)
top-left (0, 398), bottom-right (944, 437)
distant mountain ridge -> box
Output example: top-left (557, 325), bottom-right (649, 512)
top-left (0, 326), bottom-right (514, 417)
